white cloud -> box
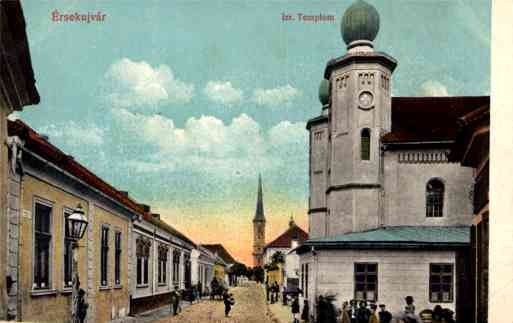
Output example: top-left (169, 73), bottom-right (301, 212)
top-left (204, 81), bottom-right (243, 105)
top-left (252, 85), bottom-right (301, 107)
top-left (104, 58), bottom-right (194, 109)
top-left (113, 109), bottom-right (306, 177)
top-left (418, 80), bottom-right (449, 97)
top-left (39, 121), bottom-right (105, 147)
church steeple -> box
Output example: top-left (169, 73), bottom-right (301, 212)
top-left (252, 174), bottom-right (266, 267)
top-left (253, 174), bottom-right (265, 222)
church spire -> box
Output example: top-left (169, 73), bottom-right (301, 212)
top-left (253, 174), bottom-right (265, 222)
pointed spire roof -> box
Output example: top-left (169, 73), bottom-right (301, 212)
top-left (253, 174), bottom-right (265, 222)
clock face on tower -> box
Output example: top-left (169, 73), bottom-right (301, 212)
top-left (358, 91), bottom-right (374, 110)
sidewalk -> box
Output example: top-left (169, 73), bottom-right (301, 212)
top-left (268, 301), bottom-right (295, 323)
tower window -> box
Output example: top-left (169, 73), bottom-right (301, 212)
top-left (426, 178), bottom-right (444, 217)
top-left (361, 128), bottom-right (371, 160)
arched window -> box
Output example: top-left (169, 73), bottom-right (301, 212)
top-left (361, 128), bottom-right (371, 160)
top-left (426, 179), bottom-right (444, 217)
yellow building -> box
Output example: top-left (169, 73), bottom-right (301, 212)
top-left (7, 120), bottom-right (141, 322)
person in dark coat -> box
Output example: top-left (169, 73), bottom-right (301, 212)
top-left (356, 300), bottom-right (370, 323)
top-left (223, 290), bottom-right (234, 317)
top-left (291, 297), bottom-right (300, 323)
top-left (378, 304), bottom-right (392, 323)
top-left (301, 300), bottom-right (310, 323)
top-left (265, 280), bottom-right (270, 302)
top-left (170, 286), bottom-right (181, 315)
top-left (348, 300), bottom-right (358, 323)
top-left (77, 288), bottom-right (88, 323)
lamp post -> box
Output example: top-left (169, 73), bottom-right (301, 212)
top-left (67, 204), bottom-right (88, 323)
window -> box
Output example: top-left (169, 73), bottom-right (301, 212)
top-left (158, 245), bottom-right (168, 285)
top-left (115, 232), bottom-right (122, 285)
top-left (354, 263), bottom-right (378, 301)
top-left (136, 237), bottom-right (151, 286)
top-left (305, 263), bottom-right (309, 298)
top-left (426, 179), bottom-right (444, 217)
top-left (173, 250), bottom-right (181, 286)
top-left (100, 226), bottom-right (109, 286)
top-left (430, 263), bottom-right (453, 302)
top-left (34, 202), bottom-right (52, 289)
top-left (184, 254), bottom-right (191, 288)
top-left (361, 128), bottom-right (371, 160)
top-left (63, 210), bottom-right (73, 288)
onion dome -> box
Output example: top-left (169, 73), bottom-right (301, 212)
top-left (341, 0), bottom-right (380, 47)
top-left (318, 79), bottom-right (330, 105)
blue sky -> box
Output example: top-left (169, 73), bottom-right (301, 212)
top-left (17, 0), bottom-right (490, 263)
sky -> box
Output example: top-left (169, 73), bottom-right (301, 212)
top-left (17, 0), bottom-right (490, 266)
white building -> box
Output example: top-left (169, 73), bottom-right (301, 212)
top-left (298, 1), bottom-right (486, 321)
top-left (264, 218), bottom-right (308, 288)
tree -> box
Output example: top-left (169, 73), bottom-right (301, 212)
top-left (271, 251), bottom-right (285, 264)
top-left (231, 262), bottom-right (248, 277)
top-left (253, 266), bottom-right (265, 283)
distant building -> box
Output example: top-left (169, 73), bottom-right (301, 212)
top-left (252, 175), bottom-right (266, 267)
top-left (264, 217), bottom-right (308, 288)
top-left (201, 244), bottom-right (238, 286)
top-left (298, 1), bottom-right (486, 321)
top-left (0, 0), bottom-right (40, 319)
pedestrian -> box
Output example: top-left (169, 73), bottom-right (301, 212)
top-left (291, 296), bottom-right (300, 323)
top-left (402, 296), bottom-right (420, 323)
top-left (378, 304), bottom-right (392, 323)
top-left (77, 288), bottom-right (88, 323)
top-left (356, 300), bottom-right (370, 323)
top-left (223, 289), bottom-right (235, 317)
top-left (282, 285), bottom-right (288, 305)
top-left (340, 301), bottom-right (350, 323)
top-left (368, 304), bottom-right (379, 323)
top-left (349, 299), bottom-right (358, 323)
top-left (265, 280), bottom-right (270, 302)
top-left (210, 277), bottom-right (218, 300)
top-left (198, 281), bottom-right (203, 298)
top-left (431, 305), bottom-right (443, 323)
top-left (170, 286), bottom-right (181, 316)
top-left (301, 300), bottom-right (310, 323)
top-left (272, 281), bottom-right (279, 303)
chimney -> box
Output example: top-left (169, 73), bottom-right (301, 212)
top-left (152, 213), bottom-right (160, 220)
top-left (119, 191), bottom-right (129, 197)
top-left (40, 134), bottom-right (49, 141)
top-left (139, 203), bottom-right (151, 212)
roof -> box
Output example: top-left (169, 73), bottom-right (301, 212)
top-left (265, 223), bottom-right (309, 250)
top-left (201, 244), bottom-right (237, 264)
top-left (382, 96), bottom-right (490, 145)
top-left (448, 105), bottom-right (490, 165)
top-left (298, 226), bottom-right (469, 252)
top-left (0, 0), bottom-right (40, 109)
top-left (8, 119), bottom-right (196, 247)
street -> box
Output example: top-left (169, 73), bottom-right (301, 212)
top-left (152, 282), bottom-right (276, 323)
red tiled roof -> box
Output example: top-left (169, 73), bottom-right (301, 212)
top-left (382, 96), bottom-right (490, 144)
top-left (264, 224), bottom-right (309, 250)
top-left (8, 119), bottom-right (196, 246)
top-left (201, 244), bottom-right (237, 264)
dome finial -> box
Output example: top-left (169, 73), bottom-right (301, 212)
top-left (318, 79), bottom-right (330, 106)
top-left (341, 0), bottom-right (380, 51)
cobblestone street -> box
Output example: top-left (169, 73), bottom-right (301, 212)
top-left (150, 282), bottom-right (276, 323)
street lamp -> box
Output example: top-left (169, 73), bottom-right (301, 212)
top-left (67, 204), bottom-right (88, 323)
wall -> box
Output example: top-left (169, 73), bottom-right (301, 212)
top-left (383, 150), bottom-right (474, 227)
top-left (93, 205), bottom-right (130, 323)
top-left (0, 103), bottom-right (8, 319)
top-left (300, 249), bottom-right (456, 316)
top-left (18, 175), bottom-right (88, 322)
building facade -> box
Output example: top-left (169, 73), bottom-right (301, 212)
top-left (298, 1), bottom-right (484, 321)
top-left (449, 106), bottom-right (489, 323)
top-left (0, 1), bottom-right (40, 319)
top-left (7, 120), bottom-right (135, 322)
top-left (130, 211), bottom-right (195, 315)
top-left (252, 175), bottom-right (266, 268)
